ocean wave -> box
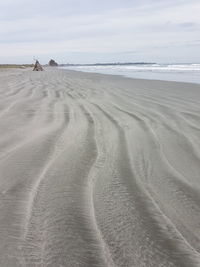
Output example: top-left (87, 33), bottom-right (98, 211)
top-left (61, 63), bottom-right (200, 83)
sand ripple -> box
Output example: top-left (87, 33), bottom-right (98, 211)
top-left (0, 68), bottom-right (200, 266)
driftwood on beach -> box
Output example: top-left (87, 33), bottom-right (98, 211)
top-left (33, 60), bottom-right (43, 71)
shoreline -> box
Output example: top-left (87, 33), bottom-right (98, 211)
top-left (59, 66), bottom-right (200, 85)
top-left (65, 68), bottom-right (200, 85)
top-left (1, 65), bottom-right (200, 85)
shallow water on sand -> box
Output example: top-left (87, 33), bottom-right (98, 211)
top-left (61, 63), bottom-right (200, 84)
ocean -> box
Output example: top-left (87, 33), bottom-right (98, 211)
top-left (61, 63), bottom-right (200, 84)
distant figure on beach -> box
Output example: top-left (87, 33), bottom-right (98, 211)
top-left (49, 59), bottom-right (58, 66)
top-left (33, 60), bottom-right (43, 71)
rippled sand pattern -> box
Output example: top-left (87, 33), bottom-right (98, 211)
top-left (0, 68), bottom-right (200, 266)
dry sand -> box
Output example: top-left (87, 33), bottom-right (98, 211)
top-left (0, 67), bottom-right (200, 266)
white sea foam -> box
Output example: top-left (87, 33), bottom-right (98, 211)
top-left (62, 63), bottom-right (200, 83)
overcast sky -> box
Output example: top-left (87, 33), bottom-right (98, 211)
top-left (0, 0), bottom-right (200, 64)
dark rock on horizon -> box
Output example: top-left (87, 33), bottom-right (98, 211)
top-left (49, 59), bottom-right (58, 66)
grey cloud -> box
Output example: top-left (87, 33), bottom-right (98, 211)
top-left (0, 0), bottom-right (200, 63)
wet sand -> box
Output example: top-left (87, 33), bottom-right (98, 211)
top-left (0, 67), bottom-right (200, 266)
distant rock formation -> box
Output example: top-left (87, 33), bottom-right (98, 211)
top-left (49, 59), bottom-right (58, 66)
top-left (33, 60), bottom-right (43, 71)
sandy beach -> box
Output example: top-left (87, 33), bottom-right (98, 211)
top-left (0, 67), bottom-right (200, 266)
